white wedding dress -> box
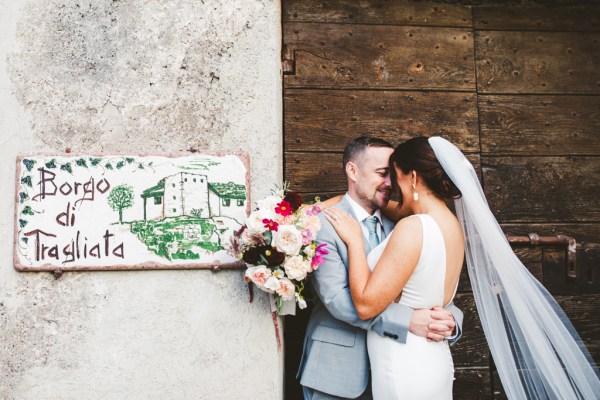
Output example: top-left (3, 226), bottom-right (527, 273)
top-left (366, 214), bottom-right (455, 399)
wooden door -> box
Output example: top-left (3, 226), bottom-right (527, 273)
top-left (282, 1), bottom-right (600, 398)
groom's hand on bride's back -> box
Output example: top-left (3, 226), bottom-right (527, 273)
top-left (409, 307), bottom-right (456, 342)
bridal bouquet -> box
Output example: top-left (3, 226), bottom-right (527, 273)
top-left (228, 184), bottom-right (328, 315)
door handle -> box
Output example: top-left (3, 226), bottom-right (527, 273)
top-left (506, 234), bottom-right (577, 279)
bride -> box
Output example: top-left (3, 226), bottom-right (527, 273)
top-left (324, 136), bottom-right (600, 399)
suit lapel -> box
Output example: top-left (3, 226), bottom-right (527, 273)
top-left (336, 197), bottom-right (372, 255)
top-left (381, 214), bottom-right (395, 240)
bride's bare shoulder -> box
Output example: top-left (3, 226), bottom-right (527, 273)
top-left (390, 215), bottom-right (423, 242)
top-left (381, 216), bottom-right (424, 260)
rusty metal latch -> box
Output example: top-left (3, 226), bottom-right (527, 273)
top-left (506, 234), bottom-right (577, 279)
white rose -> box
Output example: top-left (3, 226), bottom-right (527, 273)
top-left (246, 210), bottom-right (267, 234)
top-left (257, 195), bottom-right (283, 215)
top-left (284, 255), bottom-right (311, 281)
top-left (273, 225), bottom-right (303, 256)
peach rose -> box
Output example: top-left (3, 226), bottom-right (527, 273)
top-left (276, 278), bottom-right (296, 300)
top-left (245, 265), bottom-right (271, 288)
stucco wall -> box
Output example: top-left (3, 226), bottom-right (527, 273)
top-left (0, 1), bottom-right (283, 398)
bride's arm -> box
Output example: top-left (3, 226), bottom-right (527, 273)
top-left (320, 194), bottom-right (343, 209)
top-left (324, 209), bottom-right (423, 320)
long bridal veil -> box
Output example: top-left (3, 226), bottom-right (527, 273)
top-left (429, 137), bottom-right (600, 399)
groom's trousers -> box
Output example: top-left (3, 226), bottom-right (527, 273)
top-left (302, 381), bottom-right (372, 400)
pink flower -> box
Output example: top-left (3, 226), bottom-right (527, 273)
top-left (262, 218), bottom-right (279, 231)
top-left (311, 243), bottom-right (329, 270)
top-left (302, 215), bottom-right (321, 236)
top-left (275, 200), bottom-right (293, 216)
top-left (301, 229), bottom-right (314, 245)
top-left (274, 214), bottom-right (296, 225)
top-left (305, 204), bottom-right (322, 216)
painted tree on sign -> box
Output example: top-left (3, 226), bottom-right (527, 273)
top-left (108, 185), bottom-right (134, 224)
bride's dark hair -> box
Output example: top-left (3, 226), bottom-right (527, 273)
top-left (390, 136), bottom-right (461, 202)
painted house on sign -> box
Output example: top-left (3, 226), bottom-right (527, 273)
top-left (208, 182), bottom-right (246, 222)
top-left (141, 172), bottom-right (246, 222)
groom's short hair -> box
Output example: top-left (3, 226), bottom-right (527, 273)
top-left (342, 136), bottom-right (394, 174)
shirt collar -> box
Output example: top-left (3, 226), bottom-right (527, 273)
top-left (344, 193), bottom-right (382, 223)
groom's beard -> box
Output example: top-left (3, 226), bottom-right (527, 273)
top-left (357, 185), bottom-right (392, 212)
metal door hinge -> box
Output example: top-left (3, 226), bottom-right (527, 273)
top-left (282, 45), bottom-right (295, 75)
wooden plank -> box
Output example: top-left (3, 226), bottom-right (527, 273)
top-left (453, 368), bottom-right (492, 399)
top-left (479, 95), bottom-right (600, 155)
top-left (452, 294), bottom-right (490, 367)
top-left (284, 23), bottom-right (476, 90)
top-left (475, 31), bottom-right (600, 94)
top-left (473, 6), bottom-right (600, 32)
top-left (286, 152), bottom-right (480, 195)
top-left (283, 0), bottom-right (472, 27)
top-left (285, 89), bottom-right (479, 153)
top-left (285, 152), bottom-right (347, 194)
top-left (543, 247), bottom-right (600, 295)
top-left (482, 156), bottom-right (600, 223)
top-left (491, 371), bottom-right (508, 400)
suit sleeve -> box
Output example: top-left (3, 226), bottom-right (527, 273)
top-left (444, 302), bottom-right (463, 345)
top-left (311, 213), bottom-right (413, 343)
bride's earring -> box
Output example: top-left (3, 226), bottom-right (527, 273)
top-left (412, 184), bottom-right (419, 201)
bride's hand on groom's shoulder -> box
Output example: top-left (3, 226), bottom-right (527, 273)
top-left (324, 208), bottom-right (362, 244)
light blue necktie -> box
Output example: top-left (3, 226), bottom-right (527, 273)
top-left (364, 216), bottom-right (380, 250)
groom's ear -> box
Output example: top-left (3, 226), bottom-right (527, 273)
top-left (346, 161), bottom-right (358, 182)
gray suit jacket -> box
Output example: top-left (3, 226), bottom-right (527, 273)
top-left (298, 197), bottom-right (463, 399)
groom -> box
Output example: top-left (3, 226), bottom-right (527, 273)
top-left (298, 136), bottom-right (463, 400)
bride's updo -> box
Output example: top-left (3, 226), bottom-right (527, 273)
top-left (390, 136), bottom-right (461, 201)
